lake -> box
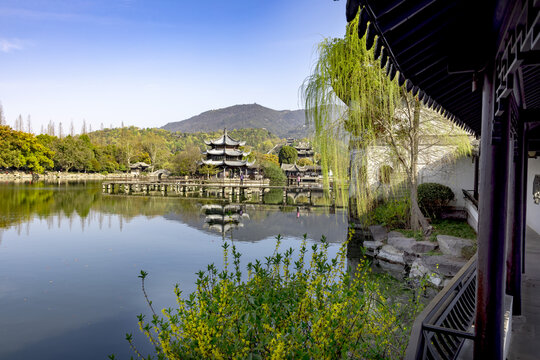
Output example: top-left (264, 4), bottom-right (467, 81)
top-left (0, 181), bottom-right (348, 360)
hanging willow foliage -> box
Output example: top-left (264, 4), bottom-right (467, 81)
top-left (303, 14), bottom-right (400, 220)
top-left (303, 12), bottom-right (471, 228)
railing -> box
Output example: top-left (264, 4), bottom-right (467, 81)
top-left (406, 254), bottom-right (477, 360)
top-left (462, 189), bottom-right (478, 208)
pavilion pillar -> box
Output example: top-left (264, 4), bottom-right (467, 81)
top-left (506, 120), bottom-right (525, 315)
top-left (474, 70), bottom-right (510, 360)
top-left (522, 126), bottom-right (529, 274)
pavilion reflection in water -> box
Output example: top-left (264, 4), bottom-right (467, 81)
top-left (201, 204), bottom-right (250, 234)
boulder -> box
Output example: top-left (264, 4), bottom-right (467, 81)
top-left (388, 231), bottom-right (404, 239)
top-left (369, 225), bottom-right (388, 243)
top-left (409, 259), bottom-right (430, 278)
top-left (411, 241), bottom-right (438, 254)
top-left (377, 259), bottom-right (406, 279)
top-left (409, 258), bottom-right (444, 288)
top-left (363, 240), bottom-right (384, 256)
top-left (377, 245), bottom-right (405, 265)
top-left (437, 235), bottom-right (475, 258)
top-left (423, 255), bottom-right (467, 277)
top-left (388, 236), bottom-right (416, 252)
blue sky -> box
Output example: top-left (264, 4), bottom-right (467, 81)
top-left (0, 0), bottom-right (346, 132)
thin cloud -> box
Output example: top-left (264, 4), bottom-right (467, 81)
top-left (0, 39), bottom-right (24, 53)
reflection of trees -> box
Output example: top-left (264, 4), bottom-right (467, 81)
top-left (0, 182), bottom-right (203, 229)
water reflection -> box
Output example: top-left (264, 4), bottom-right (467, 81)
top-left (0, 181), bottom-right (348, 360)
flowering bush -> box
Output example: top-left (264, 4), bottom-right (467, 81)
top-left (118, 233), bottom-right (425, 360)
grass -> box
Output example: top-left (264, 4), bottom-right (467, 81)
top-left (395, 219), bottom-right (477, 242)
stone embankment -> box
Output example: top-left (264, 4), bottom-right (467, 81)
top-left (365, 225), bottom-right (476, 288)
top-left (0, 171), bottom-right (138, 182)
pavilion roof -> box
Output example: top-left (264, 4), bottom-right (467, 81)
top-left (204, 128), bottom-right (246, 146)
top-left (345, 0), bottom-right (540, 135)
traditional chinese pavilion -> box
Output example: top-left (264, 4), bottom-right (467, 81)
top-left (201, 129), bottom-right (255, 176)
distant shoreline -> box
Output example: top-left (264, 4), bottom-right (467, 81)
top-left (0, 171), bottom-right (138, 182)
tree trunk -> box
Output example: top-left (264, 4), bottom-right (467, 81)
top-left (410, 99), bottom-right (432, 236)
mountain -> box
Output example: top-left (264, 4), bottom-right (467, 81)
top-left (161, 104), bottom-right (309, 138)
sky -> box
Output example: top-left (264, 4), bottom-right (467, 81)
top-left (0, 0), bottom-right (347, 133)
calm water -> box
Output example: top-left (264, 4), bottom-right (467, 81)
top-left (0, 182), bottom-right (347, 360)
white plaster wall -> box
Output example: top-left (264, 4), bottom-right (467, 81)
top-left (418, 155), bottom-right (475, 208)
top-left (363, 145), bottom-right (475, 208)
top-left (527, 157), bottom-right (540, 234)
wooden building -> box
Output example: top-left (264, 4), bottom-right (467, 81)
top-left (345, 1), bottom-right (539, 359)
top-left (201, 129), bottom-right (255, 177)
top-left (129, 162), bottom-right (150, 175)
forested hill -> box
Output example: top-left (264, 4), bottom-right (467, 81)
top-left (161, 104), bottom-right (308, 138)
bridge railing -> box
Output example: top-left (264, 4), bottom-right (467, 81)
top-left (405, 254), bottom-right (477, 360)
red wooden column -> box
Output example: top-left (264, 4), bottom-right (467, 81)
top-left (474, 69), bottom-right (510, 360)
top-left (506, 119), bottom-right (525, 315)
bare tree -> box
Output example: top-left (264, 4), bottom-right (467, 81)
top-left (15, 114), bottom-right (23, 131)
top-left (100, 122), bottom-right (104, 131)
top-left (58, 122), bottom-right (64, 138)
top-left (47, 120), bottom-right (55, 136)
top-left (26, 115), bottom-right (32, 134)
top-left (81, 119), bottom-right (87, 134)
top-left (70, 120), bottom-right (75, 136)
top-left (0, 102), bottom-right (5, 125)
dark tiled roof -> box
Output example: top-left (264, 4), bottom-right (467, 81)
top-left (346, 0), bottom-right (539, 136)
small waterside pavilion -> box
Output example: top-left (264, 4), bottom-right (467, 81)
top-left (345, 1), bottom-right (539, 359)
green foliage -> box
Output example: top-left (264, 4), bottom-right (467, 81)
top-left (2, 125), bottom-right (283, 174)
top-left (395, 219), bottom-right (477, 242)
top-left (371, 198), bottom-right (411, 229)
top-left (198, 164), bottom-right (220, 179)
top-left (297, 158), bottom-right (313, 166)
top-left (417, 183), bottom-right (455, 219)
top-left (260, 153), bottom-right (279, 166)
top-left (262, 162), bottom-right (286, 185)
top-left (172, 145), bottom-right (200, 176)
top-left (303, 12), bottom-right (472, 230)
top-left (0, 126), bottom-right (54, 173)
top-left (127, 235), bottom-right (424, 359)
top-left (379, 165), bottom-right (393, 184)
top-left (278, 145), bottom-right (298, 164)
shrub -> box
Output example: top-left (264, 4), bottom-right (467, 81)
top-left (121, 235), bottom-right (425, 360)
top-left (278, 145), bottom-right (298, 164)
top-left (372, 198), bottom-right (410, 228)
top-left (417, 183), bottom-right (455, 219)
top-left (262, 162), bottom-right (286, 185)
top-left (297, 158), bottom-right (313, 166)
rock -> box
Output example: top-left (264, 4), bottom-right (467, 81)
top-left (369, 225), bottom-right (388, 242)
top-left (409, 259), bottom-right (430, 278)
top-left (377, 259), bottom-right (406, 279)
top-left (411, 241), bottom-right (438, 254)
top-left (423, 255), bottom-right (467, 277)
top-left (409, 259), bottom-right (444, 288)
top-left (377, 245), bottom-right (405, 265)
top-left (437, 235), bottom-right (475, 258)
top-left (427, 274), bottom-right (444, 287)
top-left (387, 231), bottom-right (404, 239)
top-left (388, 236), bottom-right (416, 252)
top-left (363, 240), bottom-right (384, 256)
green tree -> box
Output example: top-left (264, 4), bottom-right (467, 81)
top-left (198, 164), bottom-right (220, 179)
top-left (303, 13), bottom-right (469, 234)
top-left (172, 145), bottom-right (201, 176)
top-left (297, 158), bottom-right (313, 166)
top-left (262, 162), bottom-right (286, 185)
top-left (0, 126), bottom-right (54, 173)
top-left (278, 146), bottom-right (298, 164)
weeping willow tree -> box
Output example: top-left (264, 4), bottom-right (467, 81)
top-left (303, 13), bottom-right (471, 234)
